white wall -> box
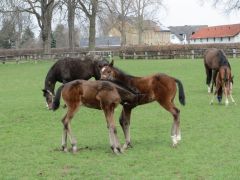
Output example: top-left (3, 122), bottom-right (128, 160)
top-left (190, 35), bottom-right (240, 44)
top-left (170, 34), bottom-right (181, 44)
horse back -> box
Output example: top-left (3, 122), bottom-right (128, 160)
top-left (62, 80), bottom-right (120, 109)
top-left (132, 74), bottom-right (177, 103)
top-left (58, 58), bottom-right (95, 81)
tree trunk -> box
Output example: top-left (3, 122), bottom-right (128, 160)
top-left (120, 1), bottom-right (126, 47)
top-left (120, 19), bottom-right (126, 47)
top-left (138, 15), bottom-right (143, 45)
top-left (88, 15), bottom-right (96, 50)
top-left (41, 0), bottom-right (54, 54)
top-left (68, 0), bottom-right (76, 51)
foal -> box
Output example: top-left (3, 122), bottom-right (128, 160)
top-left (52, 80), bottom-right (139, 154)
top-left (210, 65), bottom-right (235, 106)
top-left (101, 61), bottom-right (186, 148)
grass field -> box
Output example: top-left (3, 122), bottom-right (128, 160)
top-left (0, 58), bottom-right (240, 179)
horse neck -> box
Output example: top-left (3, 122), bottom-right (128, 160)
top-left (115, 70), bottom-right (136, 86)
top-left (44, 71), bottom-right (56, 93)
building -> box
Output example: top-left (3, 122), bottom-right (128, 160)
top-left (108, 18), bottom-right (171, 46)
top-left (190, 24), bottom-right (240, 44)
top-left (169, 25), bottom-right (207, 44)
top-left (80, 36), bottom-right (121, 48)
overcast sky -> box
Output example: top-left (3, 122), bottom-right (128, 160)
top-left (159, 0), bottom-right (240, 27)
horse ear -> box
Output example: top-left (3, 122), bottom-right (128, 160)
top-left (110, 60), bottom-right (114, 67)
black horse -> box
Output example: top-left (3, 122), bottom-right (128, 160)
top-left (42, 55), bottom-right (109, 109)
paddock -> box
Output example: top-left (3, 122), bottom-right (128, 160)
top-left (0, 58), bottom-right (239, 179)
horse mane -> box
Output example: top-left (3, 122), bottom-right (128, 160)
top-left (112, 66), bottom-right (135, 79)
top-left (101, 79), bottom-right (139, 95)
top-left (218, 50), bottom-right (229, 67)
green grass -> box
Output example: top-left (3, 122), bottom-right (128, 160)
top-left (1, 58), bottom-right (240, 179)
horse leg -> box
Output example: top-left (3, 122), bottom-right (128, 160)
top-left (159, 101), bottom-right (181, 147)
top-left (211, 70), bottom-right (217, 93)
top-left (119, 107), bottom-right (133, 150)
top-left (103, 104), bottom-right (121, 154)
top-left (61, 105), bottom-right (79, 153)
top-left (210, 83), bottom-right (219, 105)
top-left (223, 86), bottom-right (229, 106)
top-left (205, 67), bottom-right (212, 93)
top-left (61, 114), bottom-right (68, 152)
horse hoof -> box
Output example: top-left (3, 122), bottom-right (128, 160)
top-left (122, 142), bottom-right (133, 150)
top-left (172, 143), bottom-right (178, 148)
top-left (62, 147), bottom-right (68, 152)
top-left (72, 145), bottom-right (77, 153)
top-left (113, 148), bottom-right (120, 155)
top-left (176, 135), bottom-right (181, 142)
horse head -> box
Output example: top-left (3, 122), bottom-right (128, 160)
top-left (92, 56), bottom-right (109, 80)
top-left (42, 89), bottom-right (55, 110)
top-left (100, 60), bottom-right (116, 80)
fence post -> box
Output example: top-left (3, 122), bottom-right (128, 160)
top-left (145, 52), bottom-right (148, 60)
top-left (233, 49), bottom-right (236, 58)
top-left (134, 52), bottom-right (137, 59)
top-left (109, 52), bottom-right (112, 61)
top-left (16, 57), bottom-right (20, 64)
top-left (158, 52), bottom-right (160, 59)
top-left (191, 50), bottom-right (195, 60)
top-left (123, 52), bottom-right (125, 60)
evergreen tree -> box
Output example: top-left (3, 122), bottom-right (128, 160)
top-left (51, 32), bottom-right (56, 48)
top-left (0, 20), bottom-right (16, 49)
top-left (20, 26), bottom-right (35, 48)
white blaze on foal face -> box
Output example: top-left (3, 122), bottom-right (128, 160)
top-left (101, 66), bottom-right (112, 79)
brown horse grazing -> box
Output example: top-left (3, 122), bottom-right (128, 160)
top-left (203, 48), bottom-right (231, 94)
top-left (52, 79), bottom-right (141, 154)
top-left (100, 61), bottom-right (186, 148)
top-left (42, 55), bottom-right (109, 110)
top-left (210, 65), bottom-right (235, 106)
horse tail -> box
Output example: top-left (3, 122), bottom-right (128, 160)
top-left (52, 85), bottom-right (64, 111)
top-left (175, 79), bottom-right (186, 106)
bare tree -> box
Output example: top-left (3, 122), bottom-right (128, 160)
top-left (77, 0), bottom-right (99, 50)
top-left (67, 0), bottom-right (77, 51)
top-left (204, 0), bottom-right (240, 13)
top-left (131, 0), bottom-right (164, 45)
top-left (0, 1), bottom-right (34, 49)
top-left (102, 0), bottom-right (133, 47)
top-left (0, 0), bottom-right (58, 53)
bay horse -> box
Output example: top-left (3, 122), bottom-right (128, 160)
top-left (42, 55), bottom-right (109, 110)
top-left (100, 61), bottom-right (186, 148)
top-left (210, 64), bottom-right (235, 106)
top-left (203, 48), bottom-right (231, 94)
top-left (52, 79), bottom-right (142, 154)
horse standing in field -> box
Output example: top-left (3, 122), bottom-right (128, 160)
top-left (203, 48), bottom-right (231, 94)
top-left (210, 64), bottom-right (235, 106)
top-left (52, 79), bottom-right (141, 154)
top-left (100, 61), bottom-right (186, 148)
top-left (42, 55), bottom-right (109, 109)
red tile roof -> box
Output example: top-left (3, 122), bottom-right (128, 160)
top-left (191, 24), bottom-right (240, 39)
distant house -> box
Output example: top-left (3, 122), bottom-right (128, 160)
top-left (80, 36), bottom-right (121, 48)
top-left (168, 25), bottom-right (207, 44)
top-left (190, 24), bottom-right (240, 44)
top-left (108, 17), bottom-right (171, 45)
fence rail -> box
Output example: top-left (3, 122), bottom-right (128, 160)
top-left (0, 47), bottom-right (240, 64)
